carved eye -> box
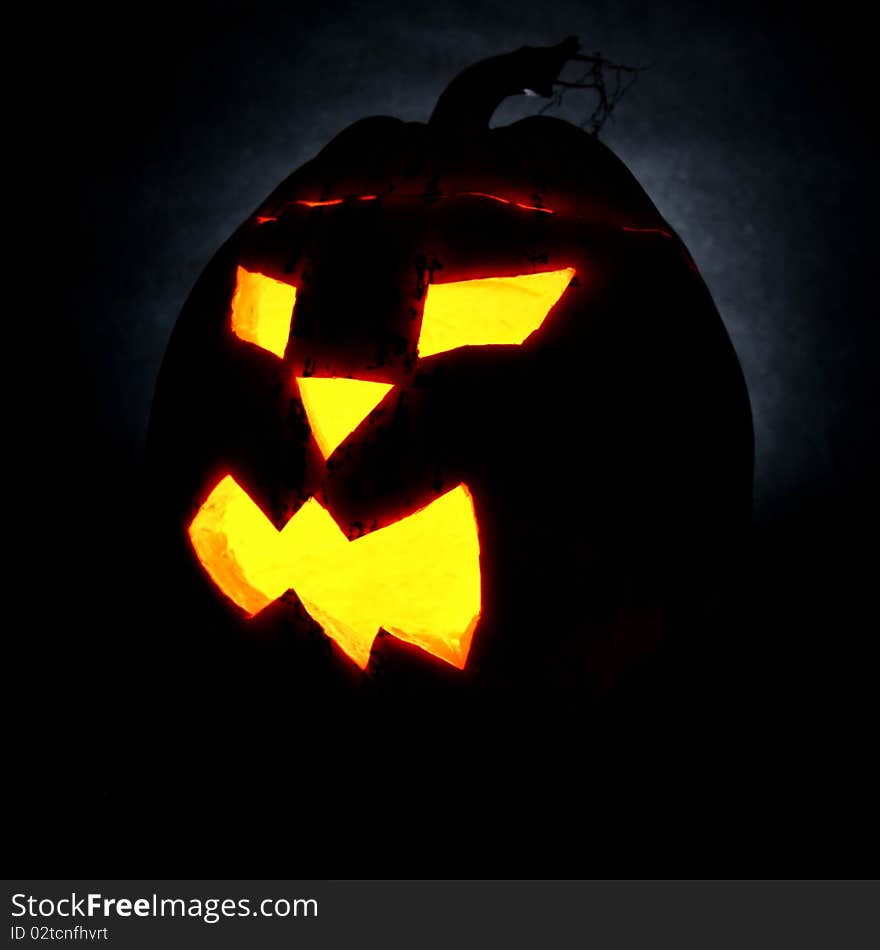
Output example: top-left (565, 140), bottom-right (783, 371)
top-left (230, 265), bottom-right (297, 358)
top-left (417, 267), bottom-right (575, 358)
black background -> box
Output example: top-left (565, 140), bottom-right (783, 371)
top-left (13, 0), bottom-right (877, 876)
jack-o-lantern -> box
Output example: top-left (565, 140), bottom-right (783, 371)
top-left (147, 38), bottom-right (753, 697)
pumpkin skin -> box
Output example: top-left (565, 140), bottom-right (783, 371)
top-left (146, 40), bottom-right (753, 699)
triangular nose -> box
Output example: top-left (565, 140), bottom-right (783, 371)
top-left (297, 377), bottom-right (394, 458)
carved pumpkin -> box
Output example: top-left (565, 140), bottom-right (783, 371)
top-left (147, 38), bottom-right (753, 695)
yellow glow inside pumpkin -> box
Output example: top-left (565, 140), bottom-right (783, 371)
top-left (188, 476), bottom-right (481, 670)
top-left (418, 267), bottom-right (575, 358)
top-left (230, 266), bottom-right (297, 358)
top-left (297, 377), bottom-right (394, 458)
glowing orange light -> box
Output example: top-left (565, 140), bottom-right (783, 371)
top-left (255, 215), bottom-right (277, 224)
top-left (297, 377), bottom-right (394, 458)
top-left (418, 267), bottom-right (575, 358)
top-left (295, 196), bottom-right (378, 207)
top-left (297, 199), bottom-right (345, 208)
top-left (454, 192), bottom-right (555, 212)
top-left (459, 191), bottom-right (511, 204)
top-left (230, 266), bottom-right (296, 358)
top-left (286, 192), bottom-right (554, 213)
top-left (189, 477), bottom-right (482, 670)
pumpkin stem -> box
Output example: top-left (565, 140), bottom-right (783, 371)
top-left (429, 37), bottom-right (582, 135)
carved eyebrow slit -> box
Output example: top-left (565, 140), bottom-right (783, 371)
top-left (417, 267), bottom-right (576, 358)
